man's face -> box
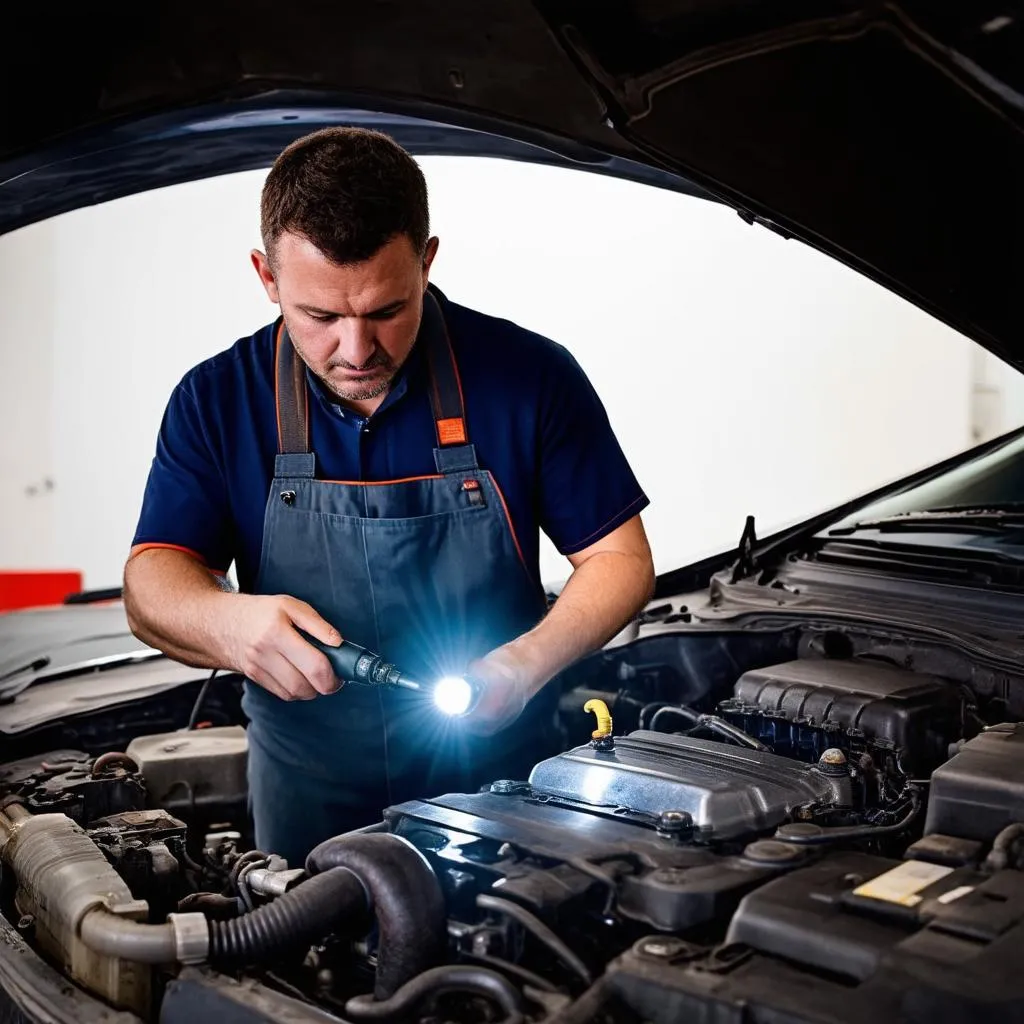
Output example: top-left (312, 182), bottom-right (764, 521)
top-left (252, 232), bottom-right (438, 412)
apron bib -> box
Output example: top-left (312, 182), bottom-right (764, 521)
top-left (244, 288), bottom-right (558, 865)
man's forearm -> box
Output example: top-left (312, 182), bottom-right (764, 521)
top-left (123, 549), bottom-right (238, 669)
top-left (507, 548), bottom-right (655, 695)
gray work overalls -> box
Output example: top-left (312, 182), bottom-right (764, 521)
top-left (244, 288), bottom-right (560, 866)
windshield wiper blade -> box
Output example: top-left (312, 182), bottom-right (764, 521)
top-left (830, 508), bottom-right (1024, 536)
top-left (0, 657), bottom-right (50, 685)
top-left (0, 648), bottom-right (165, 701)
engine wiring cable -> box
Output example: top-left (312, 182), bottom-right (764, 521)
top-left (237, 856), bottom-right (269, 912)
top-left (776, 786), bottom-right (923, 846)
top-left (649, 705), bottom-right (769, 750)
top-left (187, 668), bottom-right (219, 729)
top-left (476, 894), bottom-right (593, 986)
top-left (228, 849), bottom-right (270, 897)
top-left (638, 701), bottom-right (674, 730)
top-left (461, 952), bottom-right (560, 993)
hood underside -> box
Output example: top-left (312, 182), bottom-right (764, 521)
top-left (3, 2), bottom-right (1023, 366)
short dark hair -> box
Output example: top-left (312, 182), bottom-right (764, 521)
top-left (261, 127), bottom-right (429, 265)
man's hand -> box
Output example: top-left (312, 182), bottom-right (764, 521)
top-left (123, 548), bottom-right (344, 702)
top-left (460, 515), bottom-right (654, 736)
top-left (224, 594), bottom-right (344, 702)
top-left (463, 644), bottom-right (537, 736)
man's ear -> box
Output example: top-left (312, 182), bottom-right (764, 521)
top-left (422, 237), bottom-right (440, 283)
top-left (251, 249), bottom-right (281, 303)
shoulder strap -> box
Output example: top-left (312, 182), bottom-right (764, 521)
top-left (423, 288), bottom-right (479, 472)
top-left (275, 320), bottom-right (310, 455)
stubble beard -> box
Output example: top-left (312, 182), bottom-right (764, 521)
top-left (321, 351), bottom-right (397, 402)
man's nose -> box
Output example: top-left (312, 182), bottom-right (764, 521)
top-left (334, 318), bottom-right (377, 367)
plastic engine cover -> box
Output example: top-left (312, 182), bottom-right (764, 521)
top-left (527, 730), bottom-right (836, 839)
top-left (925, 723), bottom-right (1024, 842)
top-left (721, 658), bottom-right (960, 770)
top-left (125, 726), bottom-right (247, 827)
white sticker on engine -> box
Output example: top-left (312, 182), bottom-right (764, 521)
top-left (937, 885), bottom-right (975, 905)
top-left (852, 861), bottom-right (955, 906)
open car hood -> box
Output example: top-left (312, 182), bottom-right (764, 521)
top-left (3, 2), bottom-right (1022, 368)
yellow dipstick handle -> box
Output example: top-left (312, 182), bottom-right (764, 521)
top-left (584, 698), bottom-right (613, 739)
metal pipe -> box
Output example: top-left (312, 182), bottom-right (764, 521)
top-left (79, 912), bottom-right (178, 964)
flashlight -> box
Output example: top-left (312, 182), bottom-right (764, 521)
top-left (302, 632), bottom-right (423, 692)
top-left (432, 675), bottom-right (481, 717)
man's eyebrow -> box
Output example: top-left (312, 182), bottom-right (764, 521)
top-left (298, 299), bottom-right (408, 318)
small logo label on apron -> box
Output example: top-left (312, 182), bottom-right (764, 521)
top-left (462, 479), bottom-right (485, 507)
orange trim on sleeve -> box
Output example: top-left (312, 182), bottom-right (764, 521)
top-left (128, 543), bottom-right (227, 576)
top-left (561, 494), bottom-right (647, 553)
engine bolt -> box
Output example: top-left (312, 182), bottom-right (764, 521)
top-left (489, 780), bottom-right (530, 795)
top-left (656, 810), bottom-right (692, 835)
top-left (637, 936), bottom-right (690, 960)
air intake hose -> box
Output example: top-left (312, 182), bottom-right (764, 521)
top-left (209, 866), bottom-right (369, 963)
top-left (306, 832), bottom-right (447, 999)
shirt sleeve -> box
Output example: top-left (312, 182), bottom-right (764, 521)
top-left (536, 345), bottom-right (649, 556)
top-left (130, 374), bottom-right (235, 572)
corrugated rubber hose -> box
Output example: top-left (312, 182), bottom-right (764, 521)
top-left (306, 832), bottom-right (447, 999)
top-left (208, 866), bottom-right (369, 963)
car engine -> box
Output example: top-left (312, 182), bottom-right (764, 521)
top-left (3, 642), bottom-right (1024, 1024)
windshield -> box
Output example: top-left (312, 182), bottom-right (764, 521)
top-left (2, 146), bottom-right (1024, 589)
top-left (827, 431), bottom-right (1024, 532)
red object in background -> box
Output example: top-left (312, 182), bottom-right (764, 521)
top-left (0, 572), bottom-right (83, 612)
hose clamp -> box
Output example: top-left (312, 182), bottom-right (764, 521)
top-left (168, 912), bottom-right (210, 964)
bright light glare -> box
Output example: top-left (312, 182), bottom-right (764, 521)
top-left (434, 676), bottom-right (473, 716)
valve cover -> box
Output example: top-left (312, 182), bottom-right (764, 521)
top-left (527, 731), bottom-right (837, 840)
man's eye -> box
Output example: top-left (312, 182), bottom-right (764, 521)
top-left (309, 312), bottom-right (336, 322)
top-left (366, 309), bottom-right (400, 321)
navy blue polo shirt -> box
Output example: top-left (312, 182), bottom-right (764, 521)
top-left (131, 288), bottom-right (649, 592)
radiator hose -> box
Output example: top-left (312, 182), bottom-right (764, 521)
top-left (209, 866), bottom-right (369, 963)
top-left (306, 832), bottom-right (447, 999)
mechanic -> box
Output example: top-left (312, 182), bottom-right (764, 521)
top-left (123, 127), bottom-right (655, 866)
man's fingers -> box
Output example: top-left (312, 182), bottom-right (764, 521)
top-left (265, 650), bottom-right (319, 701)
top-left (248, 666), bottom-right (292, 702)
top-left (285, 599), bottom-right (342, 648)
top-left (280, 629), bottom-right (341, 696)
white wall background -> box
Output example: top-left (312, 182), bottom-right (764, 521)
top-left (1, 156), bottom-right (1022, 588)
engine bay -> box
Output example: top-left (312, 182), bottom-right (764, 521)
top-left (3, 626), bottom-right (1024, 1024)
